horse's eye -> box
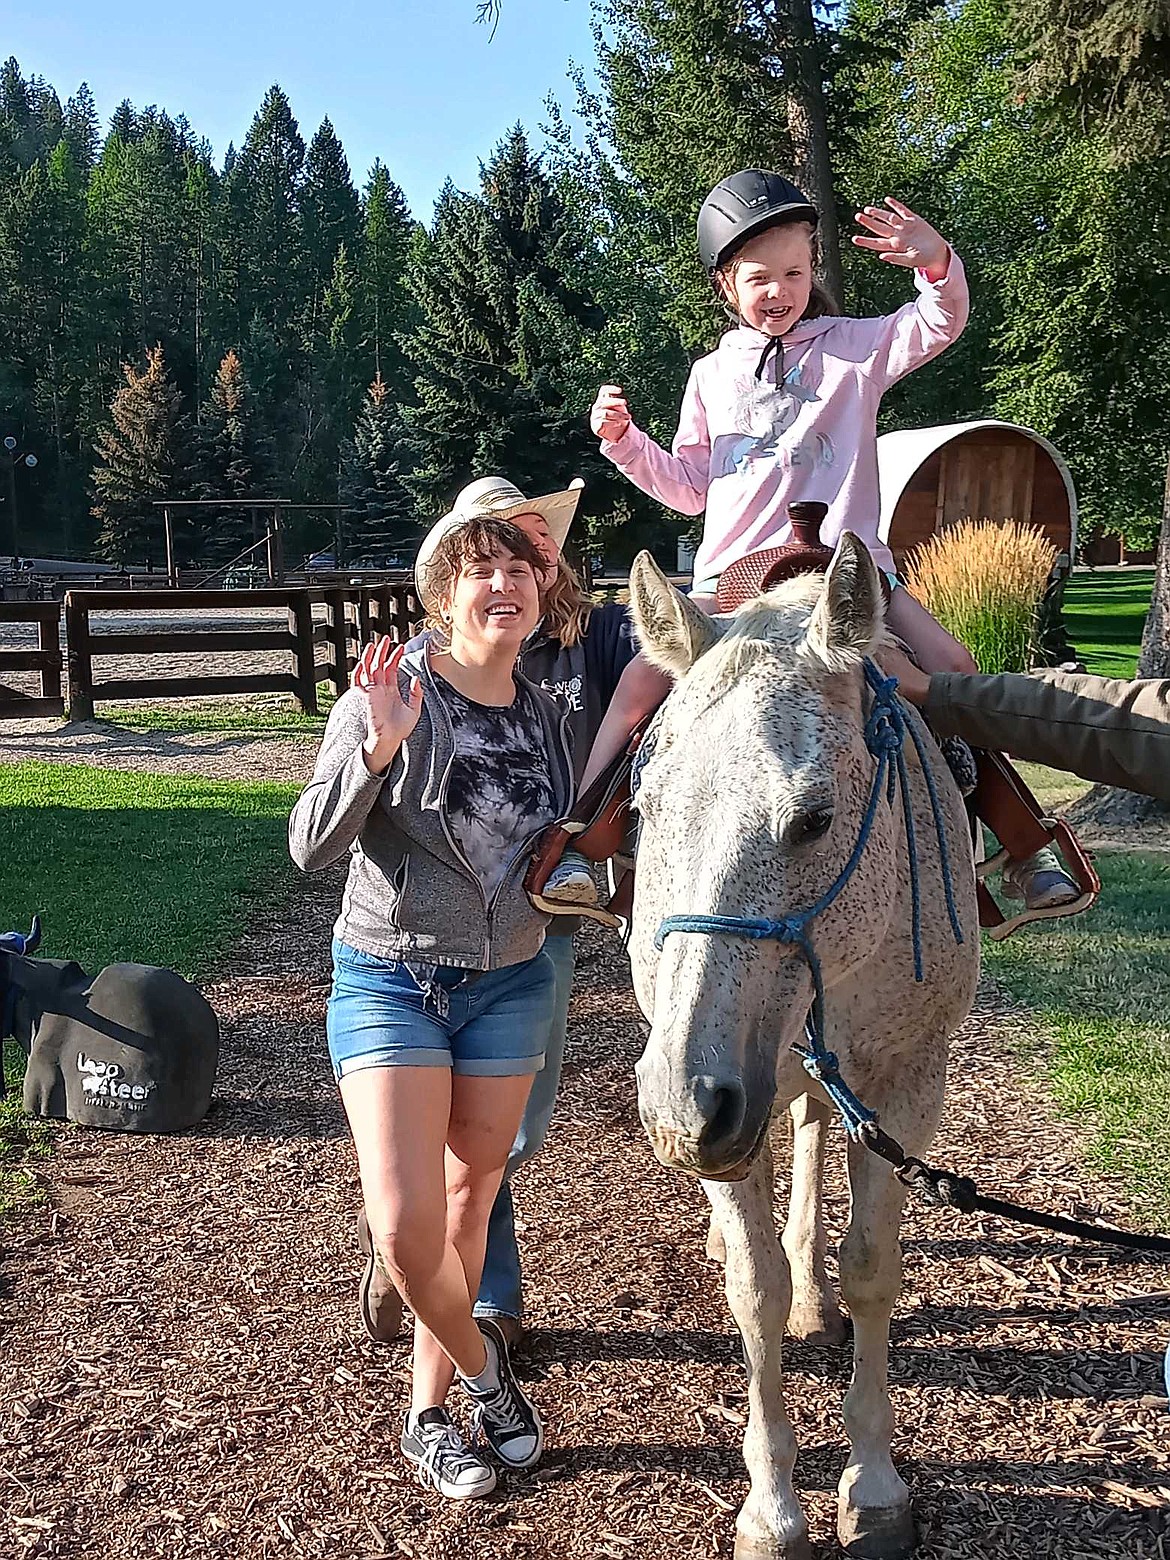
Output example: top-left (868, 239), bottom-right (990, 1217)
top-left (789, 805), bottom-right (834, 845)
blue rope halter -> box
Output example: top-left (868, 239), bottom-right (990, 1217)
top-left (653, 661), bottom-right (965, 1140)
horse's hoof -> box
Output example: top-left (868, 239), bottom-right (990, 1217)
top-left (787, 1305), bottom-right (850, 1347)
top-left (734, 1528), bottom-right (812, 1560)
top-left (837, 1499), bottom-right (916, 1558)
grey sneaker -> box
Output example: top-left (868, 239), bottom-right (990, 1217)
top-left (400, 1407), bottom-right (497, 1500)
top-left (1001, 847), bottom-right (1080, 911)
top-left (461, 1318), bottom-right (544, 1469)
top-left (540, 849), bottom-right (599, 907)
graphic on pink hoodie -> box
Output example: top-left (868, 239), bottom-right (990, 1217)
top-left (602, 255), bottom-right (969, 587)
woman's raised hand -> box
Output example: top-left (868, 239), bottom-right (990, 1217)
top-left (852, 199), bottom-right (950, 281)
top-left (591, 384), bottom-right (632, 443)
top-left (354, 637), bottom-right (423, 773)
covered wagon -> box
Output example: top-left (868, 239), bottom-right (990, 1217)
top-left (876, 420), bottom-right (1077, 571)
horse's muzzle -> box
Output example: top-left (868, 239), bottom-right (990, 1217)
top-left (640, 1075), bottom-right (770, 1180)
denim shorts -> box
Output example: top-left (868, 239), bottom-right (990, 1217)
top-left (326, 940), bottom-right (555, 1081)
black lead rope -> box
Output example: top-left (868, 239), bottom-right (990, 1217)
top-left (859, 1120), bottom-right (1170, 1256)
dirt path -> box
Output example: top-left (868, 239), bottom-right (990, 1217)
top-left (2, 871), bottom-right (1167, 1560)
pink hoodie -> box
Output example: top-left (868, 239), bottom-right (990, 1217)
top-left (602, 255), bottom-right (969, 586)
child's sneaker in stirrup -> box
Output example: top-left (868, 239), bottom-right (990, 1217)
top-left (401, 1407), bottom-right (497, 1500)
top-left (1001, 847), bottom-right (1080, 911)
top-left (540, 848), bottom-right (599, 908)
top-left (461, 1317), bottom-right (544, 1470)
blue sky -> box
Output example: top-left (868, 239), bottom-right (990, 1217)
top-left (9, 0), bottom-right (601, 221)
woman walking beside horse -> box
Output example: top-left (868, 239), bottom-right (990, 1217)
top-left (289, 511), bottom-right (572, 1500)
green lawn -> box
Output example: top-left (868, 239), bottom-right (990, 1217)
top-left (984, 763), bottom-right (1170, 1223)
top-left (117, 700), bottom-right (327, 737)
top-left (0, 761), bottom-right (301, 1214)
top-left (1062, 567), bottom-right (1154, 678)
top-left (983, 845), bottom-right (1170, 1226)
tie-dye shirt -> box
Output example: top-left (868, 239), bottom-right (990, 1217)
top-left (441, 676), bottom-right (558, 898)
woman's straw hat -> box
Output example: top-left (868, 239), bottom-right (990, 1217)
top-left (415, 476), bottom-right (585, 611)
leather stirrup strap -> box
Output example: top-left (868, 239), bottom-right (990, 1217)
top-left (524, 713), bottom-right (654, 901)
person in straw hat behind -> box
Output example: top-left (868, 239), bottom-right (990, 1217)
top-left (352, 473), bottom-right (670, 1354)
top-left (290, 507), bottom-right (573, 1501)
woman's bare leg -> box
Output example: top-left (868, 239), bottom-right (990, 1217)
top-left (411, 1072), bottom-right (535, 1408)
top-left (340, 1066), bottom-right (529, 1404)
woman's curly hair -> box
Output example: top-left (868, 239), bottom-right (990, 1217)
top-left (539, 556), bottom-right (596, 649)
top-left (420, 516), bottom-right (550, 637)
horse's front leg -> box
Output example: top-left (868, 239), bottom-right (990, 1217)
top-left (836, 1069), bottom-right (945, 1558)
top-left (704, 1154), bottom-right (810, 1560)
top-left (782, 1092), bottom-right (848, 1345)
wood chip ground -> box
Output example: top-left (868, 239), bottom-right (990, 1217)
top-left (2, 723), bottom-right (1168, 1557)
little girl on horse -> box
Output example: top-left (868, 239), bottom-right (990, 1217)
top-left (546, 168), bottom-right (1080, 916)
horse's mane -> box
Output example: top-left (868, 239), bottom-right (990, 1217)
top-left (698, 578), bottom-right (824, 688)
top-left (694, 577), bottom-right (894, 692)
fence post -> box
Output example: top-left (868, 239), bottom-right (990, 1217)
top-left (39, 606), bottom-right (63, 705)
top-left (356, 588), bottom-right (374, 647)
top-left (326, 588), bottom-right (349, 698)
top-left (288, 591), bottom-right (318, 715)
top-left (64, 592), bottom-right (94, 721)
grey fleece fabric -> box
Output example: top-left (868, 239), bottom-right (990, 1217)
top-left (288, 639), bottom-right (574, 969)
top-left (925, 669), bottom-right (1170, 803)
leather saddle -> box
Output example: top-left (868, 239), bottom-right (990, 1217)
top-left (526, 506), bottom-right (1099, 939)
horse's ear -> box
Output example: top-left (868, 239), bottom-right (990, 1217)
top-left (629, 550), bottom-right (719, 678)
top-left (805, 532), bottom-right (884, 672)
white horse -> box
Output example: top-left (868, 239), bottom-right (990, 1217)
top-left (627, 536), bottom-right (981, 1560)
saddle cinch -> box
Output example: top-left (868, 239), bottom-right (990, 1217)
top-left (526, 507), bottom-right (1100, 940)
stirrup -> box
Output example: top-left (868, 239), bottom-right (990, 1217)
top-left (972, 752), bottom-right (1100, 941)
top-left (524, 715), bottom-right (653, 932)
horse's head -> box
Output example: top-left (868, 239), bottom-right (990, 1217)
top-left (629, 535), bottom-right (898, 1179)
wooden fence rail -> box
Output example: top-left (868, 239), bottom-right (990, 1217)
top-left (62, 585), bottom-right (418, 721)
top-left (0, 602), bottom-right (65, 720)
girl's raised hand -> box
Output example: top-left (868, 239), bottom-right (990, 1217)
top-left (353, 637), bottom-right (423, 772)
top-left (590, 384), bottom-right (632, 443)
top-left (852, 199), bottom-right (950, 281)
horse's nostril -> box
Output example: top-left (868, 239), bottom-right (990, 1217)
top-left (698, 1080), bottom-right (747, 1152)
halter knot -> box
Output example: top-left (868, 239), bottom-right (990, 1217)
top-left (863, 671), bottom-right (906, 758)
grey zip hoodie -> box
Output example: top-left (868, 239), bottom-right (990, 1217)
top-left (288, 637), bottom-right (574, 970)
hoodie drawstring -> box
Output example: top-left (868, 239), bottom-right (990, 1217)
top-left (755, 335), bottom-right (783, 382)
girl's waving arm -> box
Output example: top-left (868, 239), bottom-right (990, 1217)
top-left (851, 199), bottom-right (969, 385)
top-left (593, 370), bottom-right (711, 516)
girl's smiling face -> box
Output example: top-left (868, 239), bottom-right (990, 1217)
top-left (720, 223), bottom-right (814, 336)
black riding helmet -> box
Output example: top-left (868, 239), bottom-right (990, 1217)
top-left (697, 169), bottom-right (819, 273)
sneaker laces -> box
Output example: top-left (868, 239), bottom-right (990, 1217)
top-left (416, 1421), bottom-right (486, 1488)
top-left (470, 1374), bottom-right (528, 1439)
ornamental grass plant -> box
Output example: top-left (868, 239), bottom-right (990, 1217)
top-left (903, 519), bottom-right (1058, 673)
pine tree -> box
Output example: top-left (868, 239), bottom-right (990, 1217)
top-left (233, 85), bottom-right (306, 335)
top-left (195, 348), bottom-right (274, 561)
top-left (340, 375), bottom-right (418, 562)
top-left (61, 84), bottom-right (99, 172)
top-left (91, 345), bottom-right (194, 564)
top-left (87, 115), bottom-right (188, 360)
top-left (301, 118), bottom-right (361, 296)
top-left (359, 160), bottom-right (415, 389)
top-left (298, 242), bottom-right (366, 505)
top-left (401, 133), bottom-right (609, 523)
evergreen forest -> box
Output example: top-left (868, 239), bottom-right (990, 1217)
top-left (2, 0), bottom-right (1168, 572)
